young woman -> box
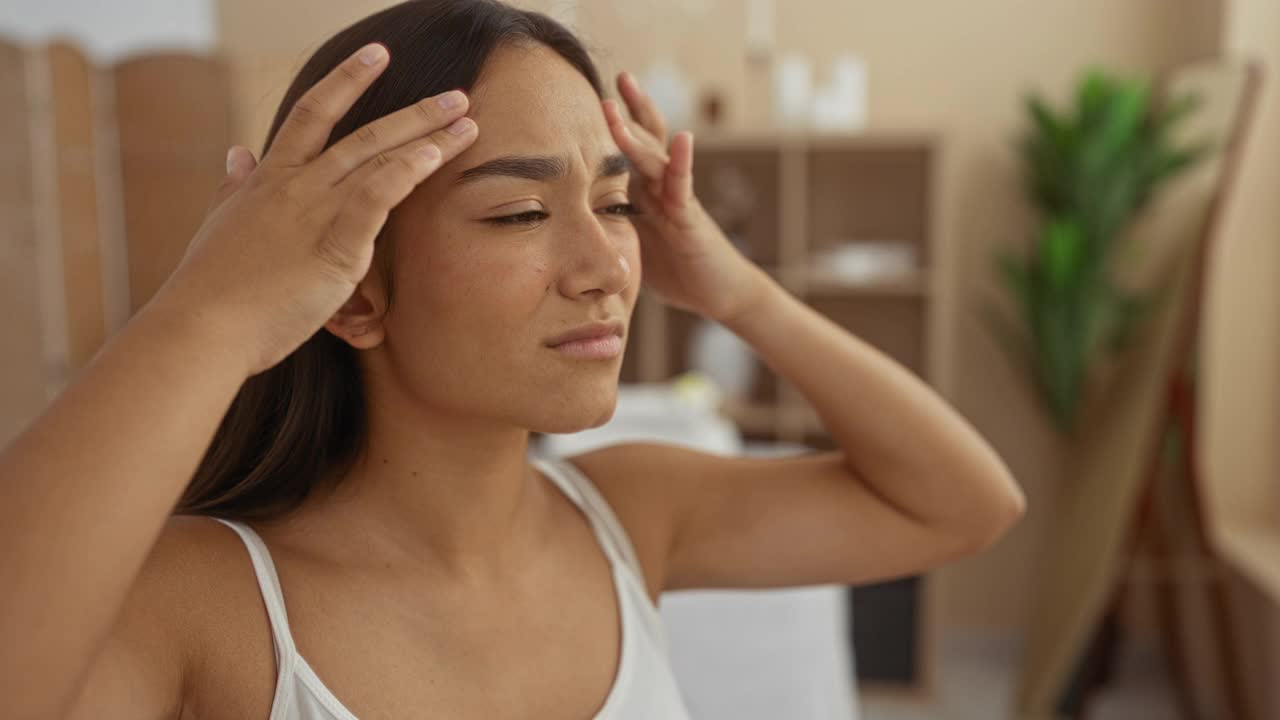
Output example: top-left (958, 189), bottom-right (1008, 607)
top-left (0, 1), bottom-right (1025, 718)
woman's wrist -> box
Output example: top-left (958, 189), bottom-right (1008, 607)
top-left (716, 265), bottom-right (786, 333)
top-left (125, 297), bottom-right (256, 385)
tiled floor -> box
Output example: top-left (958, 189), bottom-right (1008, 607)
top-left (857, 631), bottom-right (1179, 720)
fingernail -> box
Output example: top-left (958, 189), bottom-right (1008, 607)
top-left (447, 117), bottom-right (475, 135)
top-left (438, 90), bottom-right (465, 110)
top-left (418, 144), bottom-right (441, 163)
top-left (225, 147), bottom-right (238, 174)
top-left (357, 43), bottom-right (387, 66)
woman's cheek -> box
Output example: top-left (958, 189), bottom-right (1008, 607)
top-left (501, 243), bottom-right (556, 281)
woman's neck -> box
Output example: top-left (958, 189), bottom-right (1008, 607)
top-left (261, 409), bottom-right (554, 581)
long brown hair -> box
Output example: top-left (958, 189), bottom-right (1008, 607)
top-left (178, 0), bottom-right (604, 520)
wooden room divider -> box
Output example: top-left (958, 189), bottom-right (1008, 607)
top-left (0, 37), bottom-right (233, 447)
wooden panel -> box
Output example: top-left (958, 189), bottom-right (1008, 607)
top-left (1224, 566), bottom-right (1280, 720)
top-left (1017, 234), bottom-right (1200, 716)
top-left (48, 42), bottom-right (106, 374)
top-left (113, 54), bottom-right (233, 313)
top-left (660, 307), bottom-right (715, 382)
top-left (807, 143), bottom-right (933, 265)
top-left (0, 37), bottom-right (48, 447)
top-left (225, 54), bottom-right (306, 152)
top-left (692, 146), bottom-right (782, 266)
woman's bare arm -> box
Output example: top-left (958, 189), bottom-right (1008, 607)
top-left (0, 308), bottom-right (247, 719)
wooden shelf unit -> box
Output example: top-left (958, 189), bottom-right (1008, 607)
top-left (622, 132), bottom-right (942, 441)
top-left (619, 131), bottom-right (946, 694)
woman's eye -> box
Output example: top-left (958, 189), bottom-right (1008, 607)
top-left (485, 210), bottom-right (549, 226)
top-left (484, 204), bottom-right (640, 226)
top-left (600, 203), bottom-right (641, 218)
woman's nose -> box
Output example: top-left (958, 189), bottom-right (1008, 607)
top-left (557, 213), bottom-right (632, 299)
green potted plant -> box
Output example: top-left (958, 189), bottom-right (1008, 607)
top-left (986, 69), bottom-right (1211, 436)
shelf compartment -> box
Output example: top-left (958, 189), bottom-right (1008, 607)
top-left (806, 143), bottom-right (934, 267)
top-left (692, 146), bottom-right (783, 266)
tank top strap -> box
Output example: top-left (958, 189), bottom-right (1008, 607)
top-left (532, 455), bottom-right (644, 579)
top-left (532, 455), bottom-right (673, 655)
top-left (212, 517), bottom-right (299, 669)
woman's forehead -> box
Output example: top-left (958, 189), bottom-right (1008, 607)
top-left (465, 44), bottom-right (607, 147)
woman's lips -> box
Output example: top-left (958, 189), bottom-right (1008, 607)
top-left (548, 334), bottom-right (624, 359)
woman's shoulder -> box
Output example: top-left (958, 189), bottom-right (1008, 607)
top-left (147, 514), bottom-right (277, 646)
top-left (69, 516), bottom-right (276, 718)
top-left (147, 515), bottom-right (261, 594)
top-left (107, 515), bottom-right (258, 652)
top-left (140, 516), bottom-right (260, 602)
top-left (143, 515), bottom-right (277, 663)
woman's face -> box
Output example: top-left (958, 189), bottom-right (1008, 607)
top-left (375, 42), bottom-right (641, 434)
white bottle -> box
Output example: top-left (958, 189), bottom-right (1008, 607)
top-left (774, 54), bottom-right (813, 128)
top-left (811, 54), bottom-right (868, 130)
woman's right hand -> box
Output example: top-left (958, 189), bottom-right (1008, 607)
top-left (146, 42), bottom-right (478, 377)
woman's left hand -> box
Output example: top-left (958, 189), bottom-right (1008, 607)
top-left (604, 72), bottom-right (768, 324)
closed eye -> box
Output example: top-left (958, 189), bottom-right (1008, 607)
top-left (600, 202), bottom-right (642, 218)
top-left (483, 203), bottom-right (642, 226)
top-left (485, 210), bottom-right (549, 226)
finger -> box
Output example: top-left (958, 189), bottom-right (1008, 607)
top-left (643, 177), bottom-right (664, 203)
top-left (604, 98), bottom-right (665, 153)
top-left (333, 115), bottom-right (478, 201)
top-left (265, 43), bottom-right (390, 168)
top-left (320, 141), bottom-right (445, 275)
top-left (307, 89), bottom-right (470, 187)
top-left (663, 131), bottom-right (694, 209)
top-left (604, 99), bottom-right (667, 180)
top-left (228, 145), bottom-right (259, 180)
top-left (208, 145), bottom-right (259, 211)
top-left (617, 71), bottom-right (668, 144)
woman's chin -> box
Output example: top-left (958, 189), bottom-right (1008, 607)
top-left (529, 394), bottom-right (619, 435)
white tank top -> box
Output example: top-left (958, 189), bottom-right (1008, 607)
top-left (213, 455), bottom-right (693, 720)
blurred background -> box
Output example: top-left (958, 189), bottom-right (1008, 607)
top-left (2, 1), bottom-right (1277, 718)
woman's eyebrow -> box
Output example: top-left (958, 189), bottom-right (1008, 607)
top-left (598, 152), bottom-right (630, 178)
top-left (455, 153), bottom-right (631, 184)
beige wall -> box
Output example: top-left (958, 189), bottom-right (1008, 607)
top-left (215, 0), bottom-right (1243, 635)
top-left (1204, 0), bottom-right (1280, 532)
top-left (1209, 1), bottom-right (1280, 716)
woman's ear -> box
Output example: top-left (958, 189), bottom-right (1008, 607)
top-left (324, 272), bottom-right (389, 350)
